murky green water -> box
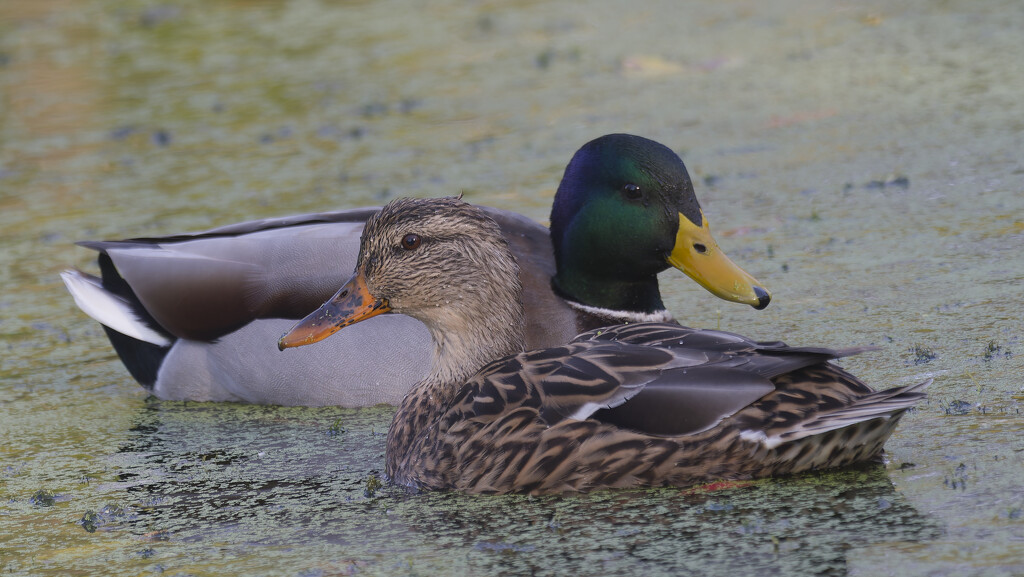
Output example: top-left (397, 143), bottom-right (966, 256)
top-left (2, 0), bottom-right (1022, 575)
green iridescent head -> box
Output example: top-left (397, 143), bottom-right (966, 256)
top-left (549, 134), bottom-right (770, 314)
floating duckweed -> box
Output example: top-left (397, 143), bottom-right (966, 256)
top-left (364, 474), bottom-right (384, 497)
top-left (908, 345), bottom-right (937, 365)
top-left (940, 399), bottom-right (973, 415)
top-left (864, 175), bottom-right (910, 189)
top-left (30, 489), bottom-right (56, 507)
top-left (943, 462), bottom-right (969, 491)
top-left (535, 48), bottom-right (555, 69)
top-left (982, 341), bottom-right (1011, 361)
top-left (81, 510), bottom-right (100, 533)
top-left (80, 504), bottom-right (131, 533)
top-left (327, 418), bottom-right (347, 437)
top-left (473, 541), bottom-right (536, 554)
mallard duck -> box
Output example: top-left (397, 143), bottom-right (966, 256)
top-left (61, 134), bottom-right (768, 405)
top-left (279, 196), bottom-right (928, 494)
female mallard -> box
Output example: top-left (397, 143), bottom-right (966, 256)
top-left (61, 134), bottom-right (768, 406)
top-left (280, 196), bottom-right (928, 494)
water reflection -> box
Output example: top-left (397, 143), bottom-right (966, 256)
top-left (108, 401), bottom-right (942, 576)
top-left (398, 469), bottom-right (942, 576)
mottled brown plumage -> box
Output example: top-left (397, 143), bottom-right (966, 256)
top-left (284, 197), bottom-right (929, 495)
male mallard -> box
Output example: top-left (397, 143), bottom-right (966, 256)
top-left (61, 134), bottom-right (768, 405)
top-left (280, 197), bottom-right (928, 494)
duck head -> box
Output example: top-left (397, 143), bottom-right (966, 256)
top-left (279, 197), bottom-right (525, 381)
top-left (549, 133), bottom-right (770, 314)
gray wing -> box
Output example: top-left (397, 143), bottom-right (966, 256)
top-left (79, 205), bottom-right (575, 348)
top-left (564, 323), bottom-right (876, 436)
top-left (78, 208), bottom-right (379, 340)
top-left (452, 336), bottom-right (773, 437)
top-left (84, 219), bottom-right (367, 340)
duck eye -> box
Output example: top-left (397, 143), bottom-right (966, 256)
top-left (693, 243), bottom-right (708, 254)
top-left (623, 183), bottom-right (642, 200)
top-left (401, 233), bottom-right (422, 251)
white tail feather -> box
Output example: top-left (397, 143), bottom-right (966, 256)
top-left (60, 270), bottom-right (172, 346)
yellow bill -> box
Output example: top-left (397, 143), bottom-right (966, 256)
top-left (667, 211), bottom-right (771, 309)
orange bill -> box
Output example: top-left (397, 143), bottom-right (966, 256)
top-left (667, 211), bottom-right (771, 310)
top-left (278, 270), bottom-right (391, 350)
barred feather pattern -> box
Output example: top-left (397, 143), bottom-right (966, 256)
top-left (385, 323), bottom-right (929, 495)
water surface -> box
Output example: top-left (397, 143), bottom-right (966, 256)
top-left (1, 1), bottom-right (1022, 575)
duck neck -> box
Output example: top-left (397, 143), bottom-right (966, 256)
top-left (425, 319), bottom-right (523, 387)
top-left (552, 267), bottom-right (667, 316)
top-left (386, 284), bottom-right (525, 482)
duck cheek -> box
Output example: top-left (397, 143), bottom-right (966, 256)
top-left (391, 290), bottom-right (438, 314)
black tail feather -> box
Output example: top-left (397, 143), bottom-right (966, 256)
top-left (101, 325), bottom-right (169, 389)
top-left (96, 253), bottom-right (173, 389)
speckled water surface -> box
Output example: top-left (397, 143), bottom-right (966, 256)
top-left (1, 1), bottom-right (1022, 575)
